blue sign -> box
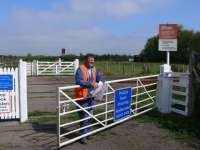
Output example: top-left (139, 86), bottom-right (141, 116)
top-left (114, 87), bottom-right (132, 121)
top-left (0, 75), bottom-right (13, 90)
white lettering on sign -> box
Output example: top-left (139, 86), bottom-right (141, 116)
top-left (119, 90), bottom-right (128, 95)
top-left (0, 92), bottom-right (10, 113)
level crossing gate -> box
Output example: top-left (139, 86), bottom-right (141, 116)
top-left (57, 75), bottom-right (158, 148)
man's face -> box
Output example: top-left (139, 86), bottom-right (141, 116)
top-left (87, 57), bottom-right (95, 68)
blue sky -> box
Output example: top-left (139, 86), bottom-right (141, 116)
top-left (0, 0), bottom-right (199, 56)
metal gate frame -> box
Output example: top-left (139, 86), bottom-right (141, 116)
top-left (57, 74), bottom-right (158, 148)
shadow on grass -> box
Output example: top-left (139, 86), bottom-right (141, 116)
top-left (137, 110), bottom-right (200, 138)
top-left (28, 111), bottom-right (82, 149)
top-left (136, 110), bottom-right (200, 149)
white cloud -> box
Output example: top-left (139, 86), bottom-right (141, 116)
top-left (0, 27), bottom-right (145, 55)
top-left (0, 0), bottom-right (173, 55)
top-left (12, 0), bottom-right (168, 22)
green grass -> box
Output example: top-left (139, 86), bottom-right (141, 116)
top-left (94, 61), bottom-right (188, 76)
top-left (28, 111), bottom-right (57, 124)
top-left (135, 110), bottom-right (200, 148)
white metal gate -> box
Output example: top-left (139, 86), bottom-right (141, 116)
top-left (171, 73), bottom-right (189, 116)
top-left (57, 75), bottom-right (158, 148)
top-left (0, 67), bottom-right (19, 119)
top-left (36, 59), bottom-right (79, 76)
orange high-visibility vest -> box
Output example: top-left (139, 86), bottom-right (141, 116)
top-left (74, 64), bottom-right (96, 99)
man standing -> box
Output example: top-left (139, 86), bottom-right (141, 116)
top-left (75, 53), bottom-right (102, 144)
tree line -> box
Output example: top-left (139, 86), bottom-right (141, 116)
top-left (0, 53), bottom-right (134, 63)
top-left (139, 25), bottom-right (200, 64)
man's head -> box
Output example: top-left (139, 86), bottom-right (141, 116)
top-left (84, 53), bottom-right (95, 68)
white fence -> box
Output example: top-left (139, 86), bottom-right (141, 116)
top-left (26, 59), bottom-right (79, 76)
top-left (156, 72), bottom-right (190, 116)
top-left (27, 62), bottom-right (34, 76)
top-left (0, 67), bottom-right (19, 119)
top-left (57, 75), bottom-right (158, 148)
top-left (0, 60), bottom-right (28, 122)
top-left (171, 73), bottom-right (189, 116)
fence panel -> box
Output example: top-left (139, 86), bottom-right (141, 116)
top-left (171, 73), bottom-right (189, 116)
top-left (0, 67), bottom-right (20, 119)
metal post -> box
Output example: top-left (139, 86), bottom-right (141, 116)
top-left (135, 80), bottom-right (138, 113)
top-left (74, 59), bottom-right (79, 75)
top-left (56, 65), bottom-right (58, 75)
top-left (59, 58), bottom-right (61, 66)
top-left (57, 88), bottom-right (61, 148)
top-left (167, 51), bottom-right (170, 65)
top-left (36, 60), bottom-right (38, 76)
top-left (105, 83), bottom-right (108, 126)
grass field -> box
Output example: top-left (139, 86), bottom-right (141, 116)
top-left (94, 61), bottom-right (188, 76)
top-left (0, 60), bottom-right (188, 76)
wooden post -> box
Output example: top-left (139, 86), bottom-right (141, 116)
top-left (123, 63), bottom-right (125, 75)
top-left (188, 51), bottom-right (200, 117)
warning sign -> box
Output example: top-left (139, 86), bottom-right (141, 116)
top-left (159, 24), bottom-right (177, 51)
top-left (114, 87), bottom-right (132, 121)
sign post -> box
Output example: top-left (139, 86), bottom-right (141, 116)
top-left (159, 24), bottom-right (177, 65)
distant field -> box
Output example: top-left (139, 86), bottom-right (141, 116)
top-left (0, 60), bottom-right (189, 76)
top-left (95, 61), bottom-right (188, 76)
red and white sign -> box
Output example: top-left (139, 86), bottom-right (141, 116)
top-left (0, 92), bottom-right (10, 113)
top-left (159, 24), bottom-right (177, 51)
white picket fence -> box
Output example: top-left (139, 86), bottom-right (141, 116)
top-left (171, 73), bottom-right (189, 116)
top-left (0, 60), bottom-right (28, 122)
top-left (0, 67), bottom-right (19, 119)
top-left (26, 59), bottom-right (79, 76)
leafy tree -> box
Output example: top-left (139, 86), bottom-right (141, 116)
top-left (190, 32), bottom-right (200, 52)
top-left (140, 26), bottom-right (199, 64)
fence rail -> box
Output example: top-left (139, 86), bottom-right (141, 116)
top-left (57, 74), bottom-right (158, 148)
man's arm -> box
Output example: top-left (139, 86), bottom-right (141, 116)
top-left (75, 68), bottom-right (92, 88)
